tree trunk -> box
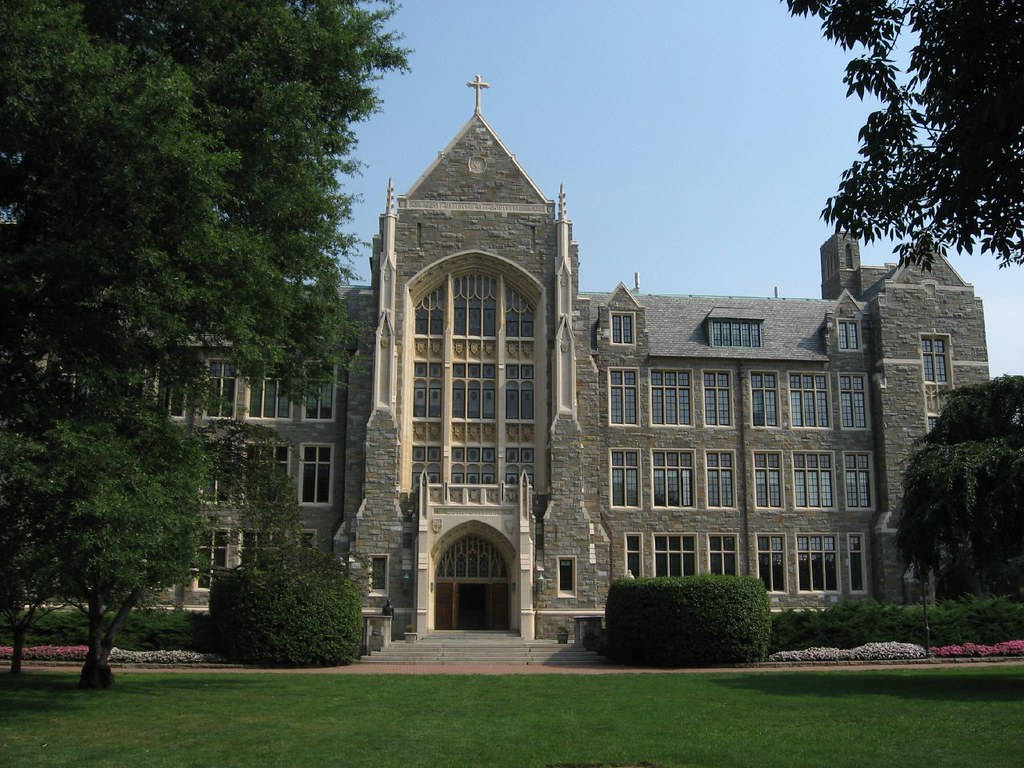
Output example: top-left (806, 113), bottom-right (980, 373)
top-left (10, 628), bottom-right (25, 675)
top-left (78, 649), bottom-right (114, 689)
top-left (77, 589), bottom-right (140, 689)
top-left (79, 596), bottom-right (114, 689)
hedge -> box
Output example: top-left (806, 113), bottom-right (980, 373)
top-left (209, 560), bottom-right (362, 666)
top-left (0, 609), bottom-right (216, 652)
top-left (606, 575), bottom-right (770, 666)
top-left (770, 597), bottom-right (1024, 653)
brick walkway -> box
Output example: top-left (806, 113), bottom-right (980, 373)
top-left (17, 657), bottom-right (1024, 676)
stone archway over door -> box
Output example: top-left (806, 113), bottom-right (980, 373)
top-left (434, 535), bottom-right (509, 630)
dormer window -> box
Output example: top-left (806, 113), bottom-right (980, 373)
top-left (709, 318), bottom-right (763, 348)
top-left (611, 312), bottom-right (634, 344)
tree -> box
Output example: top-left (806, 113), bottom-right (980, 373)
top-left (786, 1), bottom-right (1024, 268)
top-left (0, 2), bottom-right (405, 686)
top-left (899, 376), bottom-right (1024, 596)
top-left (0, 433), bottom-right (63, 675)
top-left (50, 410), bottom-right (208, 688)
top-left (199, 420), bottom-right (307, 568)
top-left (1, 1), bottom-right (406, 404)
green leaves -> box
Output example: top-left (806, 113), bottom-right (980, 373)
top-left (898, 376), bottom-right (1024, 591)
top-left (1, 1), bottom-right (407, 409)
top-left (786, 0), bottom-right (1024, 268)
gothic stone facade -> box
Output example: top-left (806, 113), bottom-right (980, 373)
top-left (185, 110), bottom-right (988, 639)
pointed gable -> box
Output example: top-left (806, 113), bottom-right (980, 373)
top-left (607, 282), bottom-right (641, 309)
top-left (890, 253), bottom-right (969, 287)
top-left (834, 289), bottom-right (864, 315)
top-left (404, 114), bottom-right (548, 205)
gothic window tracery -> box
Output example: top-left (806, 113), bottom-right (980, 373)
top-left (436, 536), bottom-right (508, 580)
top-left (453, 275), bottom-right (497, 337)
top-left (415, 286), bottom-right (445, 336)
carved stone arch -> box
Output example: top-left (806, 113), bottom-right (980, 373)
top-left (407, 250), bottom-right (543, 306)
top-left (430, 519), bottom-right (516, 566)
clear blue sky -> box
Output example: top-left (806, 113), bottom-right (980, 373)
top-left (345, 0), bottom-right (1022, 377)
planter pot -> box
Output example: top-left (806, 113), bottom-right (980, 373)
top-left (404, 632), bottom-right (418, 643)
top-left (556, 632), bottom-right (569, 645)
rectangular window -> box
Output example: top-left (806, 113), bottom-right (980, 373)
top-left (750, 372), bottom-right (778, 427)
top-left (789, 373), bottom-right (829, 428)
top-left (786, 374), bottom-right (827, 430)
top-left (652, 450), bottom-right (694, 507)
top-left (703, 372), bottom-right (731, 426)
top-left (654, 534), bottom-right (695, 577)
top-left (708, 534), bottom-right (737, 575)
top-left (793, 453), bottom-right (834, 508)
top-left (240, 529), bottom-right (262, 567)
top-left (208, 361), bottom-right (236, 418)
top-left (611, 450), bottom-right (640, 507)
top-left (625, 534), bottom-right (642, 578)
top-left (838, 320), bottom-right (860, 350)
top-left (301, 445), bottom-right (332, 504)
top-left (197, 529), bottom-right (230, 589)
top-left (706, 452), bottom-right (734, 507)
top-left (922, 337), bottom-right (949, 383)
top-left (754, 452), bottom-right (782, 507)
top-left (611, 313), bottom-right (634, 344)
top-left (839, 374), bottom-right (867, 428)
top-left (452, 363), bottom-right (497, 420)
top-left (558, 558), bottom-right (576, 595)
top-left (370, 556), bottom-right (388, 594)
top-left (650, 370), bottom-right (691, 425)
top-left (609, 369), bottom-right (638, 425)
top-left (305, 379), bottom-right (334, 420)
top-left (844, 453), bottom-right (872, 508)
top-left (757, 535), bottom-right (785, 592)
top-left (249, 378), bottom-right (290, 419)
top-left (164, 386), bottom-right (186, 418)
top-left (797, 534), bottom-right (839, 592)
top-left (848, 534), bottom-right (866, 592)
top-left (504, 364), bottom-right (534, 421)
top-left (709, 319), bottom-right (763, 347)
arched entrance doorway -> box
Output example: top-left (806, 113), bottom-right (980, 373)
top-left (434, 535), bottom-right (510, 630)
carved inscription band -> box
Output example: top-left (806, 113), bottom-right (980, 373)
top-left (399, 199), bottom-right (551, 214)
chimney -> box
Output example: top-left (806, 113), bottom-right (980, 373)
top-left (634, 272), bottom-right (640, 292)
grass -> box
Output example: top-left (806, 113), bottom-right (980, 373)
top-left (1, 667), bottom-right (1022, 767)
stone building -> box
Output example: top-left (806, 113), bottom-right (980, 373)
top-left (186, 85), bottom-right (989, 639)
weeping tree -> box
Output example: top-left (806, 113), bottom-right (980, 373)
top-left (899, 376), bottom-right (1024, 596)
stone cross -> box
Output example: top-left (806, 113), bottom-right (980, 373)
top-left (466, 74), bottom-right (490, 114)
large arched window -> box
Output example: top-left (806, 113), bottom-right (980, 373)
top-left (409, 270), bottom-right (537, 489)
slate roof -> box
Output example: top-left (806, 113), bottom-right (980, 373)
top-left (583, 293), bottom-right (832, 361)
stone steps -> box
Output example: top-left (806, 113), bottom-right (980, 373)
top-left (361, 632), bottom-right (608, 666)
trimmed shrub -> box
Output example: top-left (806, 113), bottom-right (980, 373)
top-left (769, 596), bottom-right (1024, 653)
top-left (0, 609), bottom-right (216, 652)
top-left (606, 575), bottom-right (770, 666)
top-left (209, 560), bottom-right (362, 666)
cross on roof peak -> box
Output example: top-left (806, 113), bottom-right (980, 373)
top-left (466, 74), bottom-right (490, 115)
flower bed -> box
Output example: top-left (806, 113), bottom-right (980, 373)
top-left (1, 645), bottom-right (226, 664)
top-left (769, 642), bottom-right (926, 662)
top-left (930, 640), bottom-right (1024, 657)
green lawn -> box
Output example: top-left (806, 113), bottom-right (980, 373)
top-left (1, 667), bottom-right (1022, 767)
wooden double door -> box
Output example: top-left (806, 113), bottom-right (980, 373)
top-left (435, 581), bottom-right (509, 630)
